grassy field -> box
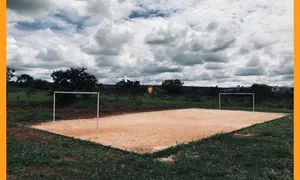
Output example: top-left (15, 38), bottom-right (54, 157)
top-left (7, 87), bottom-right (52, 104)
top-left (7, 113), bottom-right (293, 180)
top-left (7, 87), bottom-right (294, 179)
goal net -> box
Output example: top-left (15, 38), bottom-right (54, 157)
top-left (53, 91), bottom-right (100, 137)
top-left (219, 93), bottom-right (255, 111)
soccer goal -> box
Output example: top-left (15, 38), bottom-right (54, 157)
top-left (53, 91), bottom-right (100, 137)
top-left (219, 93), bottom-right (255, 111)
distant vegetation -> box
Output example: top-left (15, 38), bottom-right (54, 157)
top-left (50, 67), bottom-right (98, 105)
top-left (6, 67), bottom-right (294, 111)
top-left (161, 79), bottom-right (184, 95)
top-left (116, 79), bottom-right (141, 100)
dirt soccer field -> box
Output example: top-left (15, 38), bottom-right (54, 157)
top-left (30, 108), bottom-right (286, 153)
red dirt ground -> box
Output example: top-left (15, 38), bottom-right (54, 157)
top-left (30, 108), bottom-right (286, 154)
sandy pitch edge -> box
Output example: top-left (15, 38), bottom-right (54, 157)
top-left (30, 108), bottom-right (287, 154)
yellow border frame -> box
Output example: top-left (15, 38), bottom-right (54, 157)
top-left (295, 0), bottom-right (298, 179)
top-left (1, 1), bottom-right (296, 179)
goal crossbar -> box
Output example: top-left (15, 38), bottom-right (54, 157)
top-left (53, 91), bottom-right (100, 138)
top-left (54, 91), bottom-right (99, 95)
top-left (219, 93), bottom-right (255, 111)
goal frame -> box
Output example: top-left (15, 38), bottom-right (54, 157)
top-left (53, 91), bottom-right (100, 137)
top-left (219, 93), bottom-right (255, 112)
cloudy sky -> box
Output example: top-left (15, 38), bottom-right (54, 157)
top-left (6, 0), bottom-right (293, 87)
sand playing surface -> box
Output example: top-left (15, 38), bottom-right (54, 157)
top-left (31, 108), bottom-right (286, 153)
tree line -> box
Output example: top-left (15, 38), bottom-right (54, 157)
top-left (7, 67), bottom-right (293, 106)
top-left (7, 67), bottom-right (184, 97)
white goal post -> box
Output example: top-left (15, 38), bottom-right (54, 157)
top-left (53, 91), bottom-right (100, 137)
top-left (219, 93), bottom-right (255, 112)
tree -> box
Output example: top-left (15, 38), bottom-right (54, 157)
top-left (161, 79), bottom-right (184, 95)
top-left (33, 79), bottom-right (52, 90)
top-left (281, 87), bottom-right (293, 108)
top-left (51, 67), bottom-right (98, 91)
top-left (51, 67), bottom-right (98, 105)
top-left (116, 79), bottom-right (140, 99)
top-left (7, 68), bottom-right (15, 82)
top-left (251, 84), bottom-right (273, 102)
top-left (208, 85), bottom-right (219, 97)
top-left (16, 74), bottom-right (34, 87)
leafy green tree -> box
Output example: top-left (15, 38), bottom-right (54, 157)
top-left (116, 79), bottom-right (140, 99)
top-left (251, 84), bottom-right (273, 102)
top-left (7, 68), bottom-right (15, 82)
top-left (161, 79), bottom-right (184, 95)
top-left (51, 67), bottom-right (98, 91)
top-left (208, 85), bottom-right (219, 97)
top-left (33, 79), bottom-right (52, 90)
top-left (281, 87), bottom-right (294, 109)
top-left (16, 74), bottom-right (34, 87)
top-left (51, 67), bottom-right (98, 105)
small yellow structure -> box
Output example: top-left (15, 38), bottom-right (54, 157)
top-left (148, 87), bottom-right (153, 94)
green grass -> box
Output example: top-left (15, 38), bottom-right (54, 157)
top-left (7, 89), bottom-right (52, 103)
top-left (68, 96), bottom-right (293, 114)
top-left (7, 111), bottom-right (65, 126)
top-left (7, 87), bottom-right (293, 179)
top-left (7, 109), bottom-right (293, 179)
top-left (52, 94), bottom-right (219, 110)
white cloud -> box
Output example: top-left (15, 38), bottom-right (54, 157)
top-left (204, 63), bottom-right (226, 70)
top-left (246, 55), bottom-right (261, 67)
top-left (6, 0), bottom-right (293, 87)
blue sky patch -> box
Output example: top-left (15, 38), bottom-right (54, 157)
top-left (15, 21), bottom-right (65, 31)
top-left (14, 11), bottom-right (90, 32)
top-left (52, 11), bottom-right (89, 31)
